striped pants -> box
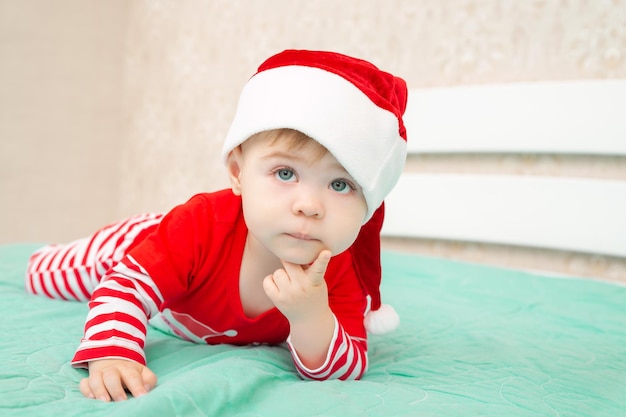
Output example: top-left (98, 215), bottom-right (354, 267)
top-left (25, 213), bottom-right (164, 301)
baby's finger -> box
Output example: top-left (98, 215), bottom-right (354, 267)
top-left (102, 369), bottom-right (128, 401)
top-left (79, 377), bottom-right (96, 400)
top-left (141, 366), bottom-right (158, 392)
top-left (88, 373), bottom-right (112, 402)
top-left (307, 250), bottom-right (331, 286)
top-left (279, 259), bottom-right (301, 281)
top-left (120, 367), bottom-right (149, 399)
top-left (272, 266), bottom-right (295, 289)
top-left (263, 273), bottom-right (276, 294)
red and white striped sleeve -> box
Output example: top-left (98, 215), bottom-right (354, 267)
top-left (25, 213), bottom-right (163, 302)
top-left (71, 255), bottom-right (164, 368)
top-left (286, 315), bottom-right (368, 381)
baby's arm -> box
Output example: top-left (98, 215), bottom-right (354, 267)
top-left (263, 251), bottom-right (368, 379)
top-left (72, 255), bottom-right (164, 401)
top-left (79, 359), bottom-right (157, 402)
top-left (263, 251), bottom-right (335, 368)
top-left (288, 319), bottom-right (367, 380)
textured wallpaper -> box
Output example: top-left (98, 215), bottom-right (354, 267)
top-left (2, 0), bottom-right (625, 279)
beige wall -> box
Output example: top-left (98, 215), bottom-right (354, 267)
top-left (1, 0), bottom-right (625, 278)
top-left (0, 0), bottom-right (128, 242)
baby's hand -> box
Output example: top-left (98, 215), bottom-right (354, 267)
top-left (80, 358), bottom-right (157, 402)
top-left (263, 250), bottom-right (332, 322)
top-left (265, 250), bottom-right (336, 367)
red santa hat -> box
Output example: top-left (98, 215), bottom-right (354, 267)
top-left (221, 49), bottom-right (408, 334)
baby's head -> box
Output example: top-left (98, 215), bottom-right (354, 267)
top-left (222, 50), bottom-right (408, 332)
top-left (221, 49), bottom-right (408, 223)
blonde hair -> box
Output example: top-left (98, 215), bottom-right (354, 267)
top-left (246, 129), bottom-right (329, 161)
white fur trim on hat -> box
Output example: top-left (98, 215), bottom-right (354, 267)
top-left (221, 65), bottom-right (407, 223)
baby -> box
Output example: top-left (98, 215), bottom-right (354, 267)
top-left (25, 49), bottom-right (408, 401)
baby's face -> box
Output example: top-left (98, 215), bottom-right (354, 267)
top-left (234, 134), bottom-right (367, 265)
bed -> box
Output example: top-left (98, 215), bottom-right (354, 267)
top-left (2, 80), bottom-right (625, 416)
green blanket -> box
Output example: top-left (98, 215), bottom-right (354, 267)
top-left (1, 243), bottom-right (624, 416)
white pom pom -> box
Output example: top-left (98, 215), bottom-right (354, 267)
top-left (364, 304), bottom-right (400, 334)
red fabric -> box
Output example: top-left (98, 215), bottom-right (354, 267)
top-left (256, 49), bottom-right (408, 142)
top-left (129, 190), bottom-right (367, 345)
top-left (349, 203), bottom-right (385, 311)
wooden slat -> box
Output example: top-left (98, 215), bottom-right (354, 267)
top-left (381, 174), bottom-right (626, 258)
top-left (405, 80), bottom-right (626, 155)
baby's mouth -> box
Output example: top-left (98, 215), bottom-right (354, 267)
top-left (286, 233), bottom-right (316, 241)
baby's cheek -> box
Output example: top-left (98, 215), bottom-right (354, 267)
top-left (332, 225), bottom-right (362, 255)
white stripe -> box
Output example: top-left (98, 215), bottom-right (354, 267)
top-left (85, 320), bottom-right (146, 341)
top-left (35, 248), bottom-right (56, 272)
top-left (94, 259), bottom-right (112, 279)
top-left (87, 296), bottom-right (147, 322)
top-left (65, 267), bottom-right (91, 300)
top-left (50, 269), bottom-right (76, 300)
top-left (323, 334), bottom-right (352, 379)
top-left (69, 276), bottom-right (91, 301)
top-left (95, 214), bottom-right (160, 262)
top-left (28, 272), bottom-right (44, 296)
top-left (96, 281), bottom-right (142, 300)
top-left (76, 337), bottom-right (145, 357)
top-left (89, 223), bottom-right (127, 263)
top-left (112, 216), bottom-right (162, 260)
top-left (71, 234), bottom-right (101, 266)
top-left (117, 256), bottom-right (164, 313)
top-left (335, 346), bottom-right (360, 380)
top-left (66, 239), bottom-right (88, 268)
top-left (59, 242), bottom-right (80, 270)
top-left (361, 345), bottom-right (369, 375)
top-left (87, 263), bottom-right (104, 290)
top-left (45, 241), bottom-right (76, 272)
top-left (99, 273), bottom-right (159, 317)
top-left (39, 271), bottom-right (62, 299)
top-left (94, 217), bottom-right (141, 261)
top-left (344, 342), bottom-right (366, 380)
top-left (83, 220), bottom-right (129, 264)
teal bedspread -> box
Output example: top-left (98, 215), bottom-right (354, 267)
top-left (1, 243), bottom-right (624, 416)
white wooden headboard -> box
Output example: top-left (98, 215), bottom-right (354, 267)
top-left (381, 80), bottom-right (626, 259)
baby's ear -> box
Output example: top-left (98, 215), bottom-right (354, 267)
top-left (226, 147), bottom-right (243, 195)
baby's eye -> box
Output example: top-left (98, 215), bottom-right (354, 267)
top-left (330, 179), bottom-right (352, 194)
top-left (275, 168), bottom-right (295, 182)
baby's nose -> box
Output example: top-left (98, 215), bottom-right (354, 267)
top-left (293, 191), bottom-right (324, 218)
